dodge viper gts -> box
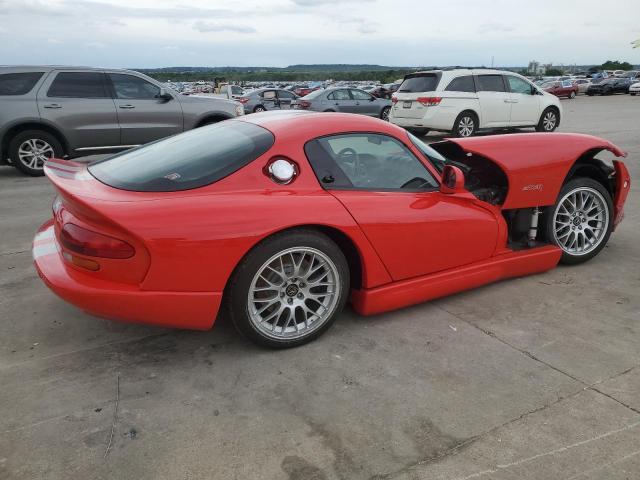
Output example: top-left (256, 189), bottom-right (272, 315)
top-left (33, 111), bottom-right (631, 348)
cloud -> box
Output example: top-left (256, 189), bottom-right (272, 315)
top-left (292, 0), bottom-right (374, 5)
top-left (85, 41), bottom-right (106, 48)
top-left (47, 38), bottom-right (63, 44)
top-left (478, 21), bottom-right (515, 33)
top-left (193, 21), bottom-right (256, 34)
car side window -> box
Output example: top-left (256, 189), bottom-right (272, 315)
top-left (304, 133), bottom-right (438, 191)
top-left (327, 90), bottom-right (350, 101)
top-left (350, 89), bottom-right (373, 100)
top-left (475, 75), bottom-right (506, 92)
top-left (277, 90), bottom-right (296, 99)
top-left (506, 76), bottom-right (533, 95)
top-left (0, 72), bottom-right (44, 96)
top-left (445, 75), bottom-right (476, 92)
top-left (262, 90), bottom-right (277, 100)
top-left (109, 74), bottom-right (160, 99)
top-left (47, 72), bottom-right (109, 98)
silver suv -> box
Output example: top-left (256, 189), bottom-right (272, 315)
top-left (0, 66), bottom-right (244, 176)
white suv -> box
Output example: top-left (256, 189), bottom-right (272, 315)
top-left (389, 69), bottom-right (562, 137)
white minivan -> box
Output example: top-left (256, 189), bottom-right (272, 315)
top-left (389, 68), bottom-right (562, 137)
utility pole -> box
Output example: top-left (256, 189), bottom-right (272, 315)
top-left (491, 56), bottom-right (495, 68)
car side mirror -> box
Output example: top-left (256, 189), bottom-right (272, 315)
top-left (157, 88), bottom-right (172, 101)
top-left (440, 165), bottom-right (466, 194)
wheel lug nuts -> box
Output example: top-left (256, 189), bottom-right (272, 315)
top-left (582, 218), bottom-right (586, 223)
top-left (297, 293), bottom-right (304, 299)
top-left (280, 292), bottom-right (285, 298)
top-left (299, 282), bottom-right (305, 288)
top-left (287, 298), bottom-right (293, 304)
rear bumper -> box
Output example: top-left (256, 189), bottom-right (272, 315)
top-left (33, 220), bottom-right (221, 330)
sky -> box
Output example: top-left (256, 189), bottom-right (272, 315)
top-left (0, 0), bottom-right (638, 69)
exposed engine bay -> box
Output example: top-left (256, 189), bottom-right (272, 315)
top-left (429, 141), bottom-right (508, 205)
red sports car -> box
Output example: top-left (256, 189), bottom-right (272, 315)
top-left (33, 112), bottom-right (631, 348)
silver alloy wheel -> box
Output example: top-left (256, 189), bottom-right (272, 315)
top-left (458, 116), bottom-right (474, 137)
top-left (247, 247), bottom-right (341, 340)
top-left (255, 106), bottom-right (266, 112)
top-left (543, 111), bottom-right (557, 131)
top-left (553, 187), bottom-right (609, 256)
top-left (381, 107), bottom-right (390, 121)
top-left (17, 139), bottom-right (54, 170)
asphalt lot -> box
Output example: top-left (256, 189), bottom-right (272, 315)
top-left (1, 95), bottom-right (638, 480)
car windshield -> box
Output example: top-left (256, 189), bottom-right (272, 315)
top-left (89, 121), bottom-right (274, 192)
top-left (407, 133), bottom-right (448, 172)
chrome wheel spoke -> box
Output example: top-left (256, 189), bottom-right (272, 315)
top-left (248, 247), bottom-right (340, 340)
top-left (552, 186), bottom-right (608, 256)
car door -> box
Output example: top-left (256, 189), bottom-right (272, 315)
top-left (475, 74), bottom-right (511, 127)
top-left (327, 89), bottom-right (356, 112)
top-left (276, 89), bottom-right (296, 109)
top-left (37, 70), bottom-right (120, 151)
top-left (349, 89), bottom-right (378, 115)
top-left (505, 75), bottom-right (540, 126)
top-left (260, 90), bottom-right (280, 110)
top-left (107, 72), bottom-right (183, 146)
top-left (304, 133), bottom-right (498, 281)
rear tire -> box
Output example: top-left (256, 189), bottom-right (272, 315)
top-left (254, 105), bottom-right (266, 113)
top-left (536, 107), bottom-right (559, 132)
top-left (9, 130), bottom-right (63, 176)
top-left (225, 229), bottom-right (350, 348)
top-left (380, 106), bottom-right (391, 121)
top-left (452, 111), bottom-right (477, 137)
top-left (544, 177), bottom-right (613, 265)
top-left (569, 91), bottom-right (576, 99)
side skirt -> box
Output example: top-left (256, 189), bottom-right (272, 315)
top-left (351, 245), bottom-right (562, 315)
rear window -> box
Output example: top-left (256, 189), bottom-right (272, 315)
top-left (89, 121), bottom-right (274, 192)
top-left (398, 73), bottom-right (440, 93)
top-left (0, 72), bottom-right (44, 95)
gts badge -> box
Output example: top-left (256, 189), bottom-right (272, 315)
top-left (522, 183), bottom-right (544, 192)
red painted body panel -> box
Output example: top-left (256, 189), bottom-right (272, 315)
top-left (446, 133), bottom-right (626, 209)
top-left (33, 114), bottom-right (631, 331)
top-left (330, 190), bottom-right (499, 281)
top-left (33, 221), bottom-right (219, 329)
top-left (613, 160), bottom-right (631, 229)
top-left (351, 245), bottom-right (562, 315)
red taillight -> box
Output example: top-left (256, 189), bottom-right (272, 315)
top-left (416, 96), bottom-right (442, 106)
top-left (298, 100), bottom-right (311, 109)
top-left (237, 97), bottom-right (249, 104)
top-left (60, 223), bottom-right (135, 259)
top-left (391, 96), bottom-right (398, 104)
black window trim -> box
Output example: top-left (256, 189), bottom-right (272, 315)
top-left (46, 70), bottom-right (111, 99)
top-left (303, 131), bottom-right (441, 194)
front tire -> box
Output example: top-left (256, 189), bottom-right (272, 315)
top-left (254, 105), bottom-right (266, 113)
top-left (226, 230), bottom-right (350, 348)
top-left (452, 111), bottom-right (477, 137)
top-left (536, 108), bottom-right (559, 132)
top-left (9, 130), bottom-right (63, 176)
top-left (569, 91), bottom-right (576, 99)
top-left (407, 128), bottom-right (430, 136)
top-left (544, 177), bottom-right (613, 265)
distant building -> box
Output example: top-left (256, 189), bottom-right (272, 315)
top-left (527, 61), bottom-right (545, 75)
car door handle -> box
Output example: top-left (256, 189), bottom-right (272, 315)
top-left (503, 99), bottom-right (511, 103)
top-left (43, 104), bottom-right (61, 109)
top-left (119, 104), bottom-right (135, 109)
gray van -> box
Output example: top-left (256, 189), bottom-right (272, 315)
top-left (0, 66), bottom-right (244, 175)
